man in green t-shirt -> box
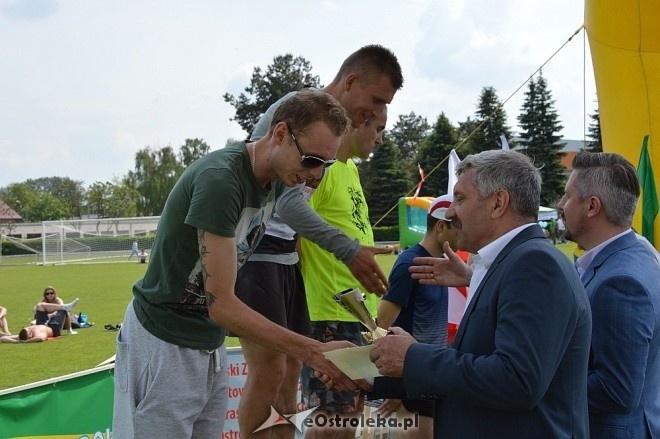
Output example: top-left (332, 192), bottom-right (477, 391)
top-left (112, 90), bottom-right (358, 438)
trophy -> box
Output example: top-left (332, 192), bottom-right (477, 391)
top-left (333, 288), bottom-right (388, 341)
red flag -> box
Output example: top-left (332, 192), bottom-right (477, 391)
top-left (413, 164), bottom-right (426, 199)
top-left (447, 250), bottom-right (470, 344)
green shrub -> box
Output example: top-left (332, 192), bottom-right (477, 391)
top-left (372, 226), bottom-right (399, 242)
top-left (1, 240), bottom-right (40, 256)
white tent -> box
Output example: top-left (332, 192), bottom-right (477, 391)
top-left (538, 206), bottom-right (558, 221)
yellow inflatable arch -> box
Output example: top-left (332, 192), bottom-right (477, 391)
top-left (585, 0), bottom-right (660, 247)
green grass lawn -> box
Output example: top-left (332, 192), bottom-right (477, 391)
top-left (0, 241), bottom-right (576, 391)
top-left (0, 263), bottom-right (147, 390)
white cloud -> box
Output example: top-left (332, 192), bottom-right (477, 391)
top-left (0, 0), bottom-right (57, 20)
top-left (0, 0), bottom-right (596, 187)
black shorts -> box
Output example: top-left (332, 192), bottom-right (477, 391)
top-left (45, 310), bottom-right (67, 337)
top-left (233, 259), bottom-right (310, 337)
top-left (301, 321), bottom-right (366, 413)
top-left (35, 310), bottom-right (50, 325)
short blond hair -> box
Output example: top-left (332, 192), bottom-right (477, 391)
top-left (270, 89), bottom-right (349, 137)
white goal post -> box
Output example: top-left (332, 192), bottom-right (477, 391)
top-left (41, 216), bottom-right (160, 265)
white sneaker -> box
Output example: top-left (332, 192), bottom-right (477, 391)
top-left (62, 298), bottom-right (80, 312)
top-left (68, 329), bottom-right (78, 335)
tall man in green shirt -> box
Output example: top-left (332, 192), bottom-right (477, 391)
top-left (112, 90), bottom-right (358, 439)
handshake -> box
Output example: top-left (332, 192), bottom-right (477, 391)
top-left (314, 288), bottom-right (417, 392)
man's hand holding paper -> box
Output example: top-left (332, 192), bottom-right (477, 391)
top-left (369, 327), bottom-right (416, 377)
top-left (316, 340), bottom-right (361, 392)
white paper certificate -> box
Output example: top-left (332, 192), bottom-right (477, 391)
top-left (323, 345), bottom-right (382, 380)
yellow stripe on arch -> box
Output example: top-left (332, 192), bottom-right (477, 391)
top-left (585, 0), bottom-right (660, 246)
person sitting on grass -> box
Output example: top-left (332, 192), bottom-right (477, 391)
top-left (0, 306), bottom-right (11, 336)
top-left (1, 298), bottom-right (78, 343)
top-left (34, 286), bottom-right (78, 335)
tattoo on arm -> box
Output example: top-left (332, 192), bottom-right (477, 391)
top-left (198, 229), bottom-right (215, 311)
top-left (198, 229), bottom-right (210, 281)
top-left (206, 291), bottom-right (216, 308)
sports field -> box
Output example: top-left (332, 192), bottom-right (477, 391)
top-left (0, 262), bottom-right (142, 390)
top-left (0, 253), bottom-right (393, 390)
top-left (0, 242), bottom-right (575, 391)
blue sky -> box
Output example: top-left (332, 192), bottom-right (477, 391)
top-left (0, 0), bottom-right (595, 187)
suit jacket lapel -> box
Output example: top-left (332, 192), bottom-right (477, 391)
top-left (581, 231), bottom-right (637, 289)
top-left (453, 225), bottom-right (547, 348)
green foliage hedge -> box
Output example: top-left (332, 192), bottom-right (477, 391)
top-left (372, 226), bottom-right (399, 242)
top-left (2, 240), bottom-right (40, 256)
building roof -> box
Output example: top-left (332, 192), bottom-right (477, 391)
top-left (512, 138), bottom-right (587, 171)
top-left (562, 139), bottom-right (588, 153)
top-left (0, 199), bottom-right (22, 222)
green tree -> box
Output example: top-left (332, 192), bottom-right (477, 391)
top-left (85, 181), bottom-right (141, 218)
top-left (85, 182), bottom-right (108, 217)
top-left (225, 137), bottom-right (242, 147)
top-left (125, 138), bottom-right (212, 216)
top-left (363, 135), bottom-right (410, 227)
top-left (0, 182), bottom-right (72, 221)
top-left (517, 74), bottom-right (566, 206)
top-left (24, 177), bottom-right (84, 218)
top-left (467, 86), bottom-right (514, 155)
top-left (0, 182), bottom-right (72, 222)
top-left (415, 113), bottom-right (457, 197)
top-left (456, 116), bottom-right (480, 153)
top-left (389, 112), bottom-right (431, 162)
top-left (179, 138), bottom-right (211, 167)
top-left (126, 146), bottom-right (183, 216)
top-left (24, 192), bottom-right (70, 221)
top-left (586, 107), bottom-right (603, 152)
top-left (223, 54), bottom-right (321, 135)
top-left (0, 183), bottom-right (37, 220)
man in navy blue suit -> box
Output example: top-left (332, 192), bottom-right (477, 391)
top-left (370, 149), bottom-right (592, 438)
top-left (558, 152), bottom-right (660, 438)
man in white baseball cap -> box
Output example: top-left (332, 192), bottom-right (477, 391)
top-left (427, 194), bottom-right (453, 222)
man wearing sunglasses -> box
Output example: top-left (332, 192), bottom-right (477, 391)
top-left (112, 91), bottom-right (361, 439)
top-left (235, 45), bottom-right (402, 439)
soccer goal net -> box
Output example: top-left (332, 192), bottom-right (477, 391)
top-left (41, 217), bottom-right (160, 265)
top-left (0, 234), bottom-right (42, 265)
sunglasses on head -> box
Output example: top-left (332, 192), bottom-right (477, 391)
top-left (286, 123), bottom-right (336, 169)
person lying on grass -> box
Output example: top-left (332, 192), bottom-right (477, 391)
top-left (1, 299), bottom-right (78, 343)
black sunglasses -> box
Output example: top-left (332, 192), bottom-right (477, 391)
top-left (45, 291), bottom-right (55, 295)
top-left (286, 124), bottom-right (336, 169)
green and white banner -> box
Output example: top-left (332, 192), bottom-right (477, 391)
top-left (0, 364), bottom-right (114, 439)
top-left (0, 348), bottom-right (252, 439)
top-left (0, 348), bottom-right (304, 439)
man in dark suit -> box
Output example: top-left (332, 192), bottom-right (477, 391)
top-left (370, 149), bottom-right (592, 438)
top-left (558, 152), bottom-right (660, 438)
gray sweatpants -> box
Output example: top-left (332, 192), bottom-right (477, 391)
top-left (112, 301), bottom-right (228, 438)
